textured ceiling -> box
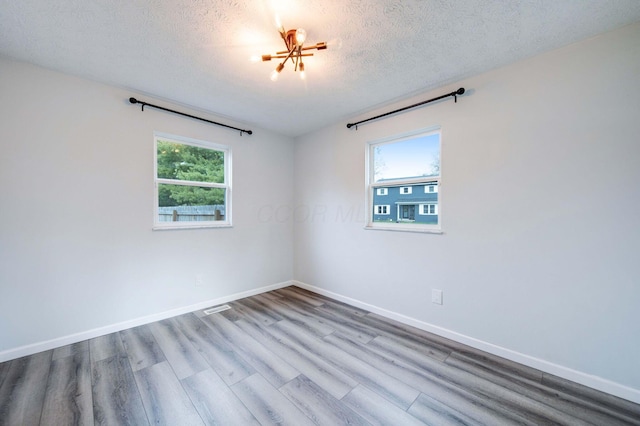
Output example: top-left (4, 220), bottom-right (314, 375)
top-left (2, 0), bottom-right (640, 137)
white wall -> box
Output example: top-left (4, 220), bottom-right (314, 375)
top-left (0, 57), bottom-right (294, 356)
top-left (294, 23), bottom-right (640, 400)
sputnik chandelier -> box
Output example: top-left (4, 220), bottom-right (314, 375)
top-left (261, 22), bottom-right (327, 81)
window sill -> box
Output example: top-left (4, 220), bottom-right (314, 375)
top-left (153, 223), bottom-right (232, 231)
top-left (364, 224), bottom-right (443, 234)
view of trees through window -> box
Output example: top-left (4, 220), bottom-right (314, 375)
top-left (157, 140), bottom-right (225, 207)
top-left (154, 136), bottom-right (230, 228)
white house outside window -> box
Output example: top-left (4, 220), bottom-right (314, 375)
top-left (154, 132), bottom-right (231, 229)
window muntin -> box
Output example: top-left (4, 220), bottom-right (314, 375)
top-left (367, 128), bottom-right (441, 232)
top-left (154, 133), bottom-right (231, 229)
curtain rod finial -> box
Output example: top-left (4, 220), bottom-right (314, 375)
top-left (129, 97), bottom-right (138, 104)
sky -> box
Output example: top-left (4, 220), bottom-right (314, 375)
top-left (374, 132), bottom-right (440, 181)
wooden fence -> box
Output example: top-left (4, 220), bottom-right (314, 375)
top-left (158, 205), bottom-right (225, 222)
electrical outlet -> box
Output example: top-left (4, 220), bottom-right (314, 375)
top-left (432, 289), bottom-right (443, 305)
top-left (195, 274), bottom-right (204, 287)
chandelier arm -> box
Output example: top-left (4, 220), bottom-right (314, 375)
top-left (274, 52), bottom-right (314, 57)
top-left (300, 43), bottom-right (326, 52)
top-left (280, 47), bottom-right (296, 68)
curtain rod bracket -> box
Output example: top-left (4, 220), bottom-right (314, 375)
top-left (128, 97), bottom-right (252, 135)
top-left (346, 87), bottom-right (465, 130)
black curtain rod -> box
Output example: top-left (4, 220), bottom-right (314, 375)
top-left (346, 87), bottom-right (465, 130)
top-left (129, 97), bottom-right (253, 135)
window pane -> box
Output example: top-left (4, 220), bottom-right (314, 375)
top-left (373, 133), bottom-right (440, 182)
top-left (372, 183), bottom-right (438, 225)
top-left (157, 140), bottom-right (224, 183)
top-left (157, 184), bottom-right (226, 222)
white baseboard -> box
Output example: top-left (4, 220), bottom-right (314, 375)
top-left (292, 280), bottom-right (640, 405)
top-left (0, 280), bottom-right (293, 364)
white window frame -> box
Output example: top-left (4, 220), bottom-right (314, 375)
top-left (425, 184), bottom-right (438, 193)
top-left (365, 127), bottom-right (442, 233)
top-left (153, 132), bottom-right (232, 230)
top-left (376, 188), bottom-right (388, 196)
top-left (399, 186), bottom-right (413, 195)
top-left (419, 203), bottom-right (438, 215)
top-left (374, 205), bottom-right (390, 215)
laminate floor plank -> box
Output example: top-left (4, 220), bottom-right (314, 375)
top-left (201, 313), bottom-right (300, 388)
top-left (354, 312), bottom-right (454, 361)
top-left (134, 361), bottom-right (203, 425)
top-left (258, 297), bottom-right (336, 337)
top-left (327, 331), bottom-right (523, 425)
top-left (89, 332), bottom-right (125, 364)
top-left (119, 324), bottom-right (165, 372)
top-left (302, 305), bottom-right (378, 345)
top-left (368, 334), bottom-right (581, 425)
top-left (260, 290), bottom-right (285, 300)
top-left (446, 351), bottom-right (632, 426)
top-left (91, 354), bottom-right (148, 426)
top-left (2, 285), bottom-right (639, 425)
top-left (448, 348), bottom-right (544, 383)
top-left (231, 373), bottom-right (315, 426)
top-left (172, 312), bottom-right (255, 385)
top-left (279, 374), bottom-right (371, 426)
top-left (227, 299), bottom-right (279, 327)
top-left (52, 340), bottom-right (89, 361)
top-left (40, 348), bottom-right (93, 426)
top-left (182, 368), bottom-right (261, 425)
top-left (236, 295), bottom-right (285, 323)
top-left (149, 318), bottom-right (208, 380)
top-left (0, 350), bottom-right (52, 426)
top-left (408, 392), bottom-right (486, 426)
top-left (0, 361), bottom-right (10, 390)
top-left (342, 385), bottom-right (426, 426)
top-left (274, 286), bottom-right (326, 307)
top-left (275, 320), bottom-right (421, 410)
top-left (274, 295), bottom-right (376, 344)
top-left (235, 318), bottom-right (358, 399)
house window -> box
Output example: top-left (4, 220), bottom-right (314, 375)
top-left (154, 132), bottom-right (231, 229)
top-left (367, 127), bottom-right (441, 232)
top-left (375, 205), bottom-right (390, 215)
top-left (420, 204), bottom-right (438, 215)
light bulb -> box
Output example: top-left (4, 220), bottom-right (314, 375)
top-left (299, 62), bottom-right (305, 79)
top-left (275, 14), bottom-right (283, 31)
top-left (270, 70), bottom-right (279, 81)
top-left (295, 28), bottom-right (306, 45)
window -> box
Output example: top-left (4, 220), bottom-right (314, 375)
top-left (374, 205), bottom-right (390, 215)
top-left (420, 204), bottom-right (438, 215)
top-left (154, 132), bottom-right (231, 229)
top-left (367, 128), bottom-right (441, 232)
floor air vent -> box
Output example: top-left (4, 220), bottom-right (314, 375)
top-left (203, 305), bottom-right (231, 315)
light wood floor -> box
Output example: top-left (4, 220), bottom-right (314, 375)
top-left (1, 286), bottom-right (639, 425)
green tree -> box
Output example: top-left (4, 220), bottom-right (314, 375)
top-left (157, 141), bottom-right (225, 206)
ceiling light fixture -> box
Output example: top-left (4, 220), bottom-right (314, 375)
top-left (262, 23), bottom-right (327, 81)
